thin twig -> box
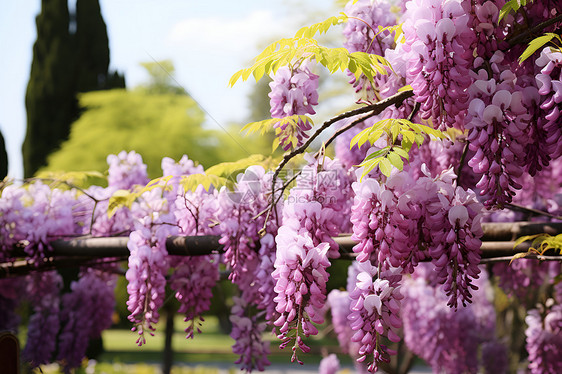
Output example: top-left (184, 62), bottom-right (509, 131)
top-left (480, 255), bottom-right (562, 264)
top-left (322, 112), bottom-right (377, 150)
top-left (507, 14), bottom-right (562, 47)
top-left (407, 101), bottom-right (420, 122)
top-left (265, 89), bottom-right (415, 231)
top-left (505, 203), bottom-right (562, 221)
top-left (456, 140), bottom-right (469, 180)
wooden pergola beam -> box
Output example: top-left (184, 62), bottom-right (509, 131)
top-left (1, 222), bottom-right (560, 278)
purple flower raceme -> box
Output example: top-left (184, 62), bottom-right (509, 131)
top-left (493, 259), bottom-right (560, 302)
top-left (353, 164), bottom-right (484, 303)
top-left (216, 166), bottom-right (283, 371)
top-left (230, 297), bottom-right (271, 372)
top-left (470, 0), bottom-right (509, 60)
top-left (327, 286), bottom-right (369, 374)
top-left (0, 278), bottom-right (23, 332)
top-left (162, 154), bottom-right (205, 179)
top-left (319, 354), bottom-right (341, 374)
top-left (171, 184), bottom-right (220, 339)
top-left (536, 47), bottom-right (562, 160)
top-left (401, 265), bottom-right (504, 374)
top-left (350, 170), bottom-right (423, 272)
top-left (271, 154), bottom-right (355, 363)
top-left (327, 289), bottom-right (355, 356)
top-left (57, 269), bottom-right (117, 372)
top-left (269, 65), bottom-right (319, 150)
top-left (401, 0), bottom-right (475, 130)
top-left (481, 340), bottom-right (509, 374)
top-left (159, 155), bottom-right (220, 340)
top-left (348, 262), bottom-right (403, 373)
top-left (0, 182), bottom-right (79, 262)
top-left (125, 187), bottom-right (178, 346)
top-left (23, 271), bottom-right (63, 368)
top-left (107, 150), bottom-right (149, 190)
top-left (525, 302), bottom-right (562, 374)
top-left (343, 0), bottom-right (397, 104)
top-left (273, 229), bottom-right (330, 363)
top-left (465, 52), bottom-right (530, 208)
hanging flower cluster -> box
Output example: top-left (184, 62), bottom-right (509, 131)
top-left (269, 65), bottom-right (319, 150)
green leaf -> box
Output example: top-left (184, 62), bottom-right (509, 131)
top-left (499, 0), bottom-right (533, 22)
top-left (241, 118), bottom-right (277, 136)
top-left (361, 147), bottom-right (391, 162)
top-left (108, 189), bottom-right (137, 218)
top-left (357, 157), bottom-right (381, 181)
top-left (513, 234), bottom-right (540, 248)
top-left (35, 170), bottom-right (107, 189)
top-left (180, 174), bottom-right (232, 192)
top-left (206, 154), bottom-right (267, 179)
top-left (350, 127), bottom-right (372, 149)
top-left (387, 150), bottom-right (404, 170)
top-left (393, 146), bottom-right (410, 160)
top-left (272, 137), bottom-right (280, 152)
top-left (398, 84), bottom-right (412, 92)
top-left (229, 70), bottom-right (244, 87)
top-left (294, 14), bottom-right (348, 39)
top-left (519, 33), bottom-right (559, 64)
top-left (229, 36), bottom-right (392, 87)
top-left (509, 251), bottom-right (530, 265)
top-left (379, 158), bottom-right (393, 177)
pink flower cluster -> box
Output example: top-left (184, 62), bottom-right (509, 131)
top-left (525, 302), bottom-right (562, 374)
top-left (269, 65), bottom-right (319, 150)
top-left (401, 266), bottom-right (505, 374)
top-left (107, 150), bottom-right (149, 189)
top-left (350, 171), bottom-right (422, 272)
top-left (401, 0), bottom-right (475, 130)
top-left (215, 166), bottom-right (282, 371)
top-left (22, 271), bottom-right (62, 368)
top-left (536, 47), bottom-right (562, 160)
top-left (273, 232), bottom-right (330, 362)
top-left (470, 1), bottom-right (509, 59)
top-left (350, 164), bottom-right (484, 344)
top-left (0, 182), bottom-right (79, 262)
top-left (230, 297), bottom-right (271, 372)
top-left (348, 262), bottom-right (403, 373)
top-left (171, 182), bottom-right (221, 339)
top-left (126, 188), bottom-right (178, 346)
top-left (57, 269), bottom-right (117, 372)
top-left (319, 354), bottom-right (341, 374)
top-left (343, 0), bottom-right (397, 103)
top-left (493, 259), bottom-right (559, 301)
top-left (465, 52), bottom-right (528, 207)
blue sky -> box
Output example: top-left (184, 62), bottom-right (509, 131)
top-left (0, 0), bottom-right (336, 179)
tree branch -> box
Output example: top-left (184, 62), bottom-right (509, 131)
top-left (265, 89), bottom-right (415, 231)
top-left (505, 203), bottom-right (562, 221)
top-left (507, 14), bottom-right (562, 47)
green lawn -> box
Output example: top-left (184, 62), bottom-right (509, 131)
top-left (30, 314), bottom-right (348, 373)
top-left (98, 314), bottom-right (345, 366)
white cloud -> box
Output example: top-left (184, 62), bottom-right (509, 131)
top-left (167, 10), bottom-right (290, 54)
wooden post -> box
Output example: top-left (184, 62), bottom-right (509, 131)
top-left (163, 305), bottom-right (175, 374)
top-left (0, 331), bottom-right (20, 374)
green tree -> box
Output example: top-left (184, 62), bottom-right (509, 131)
top-left (23, 0), bottom-right (77, 178)
top-left (137, 60), bottom-right (186, 95)
top-left (23, 0), bottom-right (124, 178)
top-left (0, 129), bottom-right (7, 179)
top-left (40, 89), bottom-right (270, 178)
top-left (75, 0), bottom-right (124, 92)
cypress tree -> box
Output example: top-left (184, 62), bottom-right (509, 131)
top-left (75, 0), bottom-right (124, 92)
top-left (23, 0), bottom-right (77, 177)
top-left (23, 0), bottom-right (125, 177)
top-left (0, 129), bottom-right (8, 179)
